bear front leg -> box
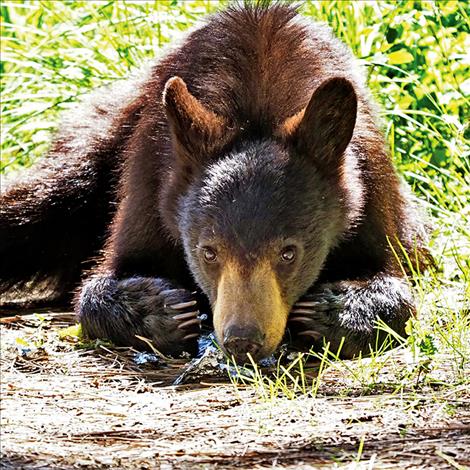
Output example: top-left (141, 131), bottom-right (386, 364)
top-left (288, 275), bottom-right (415, 358)
top-left (76, 275), bottom-right (202, 356)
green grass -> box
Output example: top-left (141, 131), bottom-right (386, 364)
top-left (1, 1), bottom-right (469, 398)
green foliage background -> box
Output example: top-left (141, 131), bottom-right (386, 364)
top-left (1, 1), bottom-right (469, 387)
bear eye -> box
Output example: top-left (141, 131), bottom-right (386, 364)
top-left (202, 247), bottom-right (218, 263)
top-left (280, 246), bottom-right (296, 263)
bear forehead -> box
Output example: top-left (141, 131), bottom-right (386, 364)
top-left (197, 141), bottom-right (301, 205)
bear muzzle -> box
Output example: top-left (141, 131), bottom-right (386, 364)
top-left (212, 259), bottom-right (289, 362)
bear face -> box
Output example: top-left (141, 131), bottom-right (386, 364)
top-left (163, 76), bottom-right (359, 361)
top-left (178, 141), bottom-right (349, 360)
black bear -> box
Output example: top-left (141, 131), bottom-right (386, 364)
top-left (0, 4), bottom-right (430, 362)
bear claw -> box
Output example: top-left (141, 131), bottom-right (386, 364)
top-left (167, 300), bottom-right (198, 310)
top-left (294, 301), bottom-right (321, 308)
top-left (291, 307), bottom-right (317, 315)
top-left (172, 310), bottom-right (200, 321)
top-left (288, 295), bottom-right (329, 347)
top-left (177, 318), bottom-right (201, 330)
top-left (297, 330), bottom-right (322, 340)
top-left (158, 288), bottom-right (202, 346)
top-left (183, 333), bottom-right (200, 341)
top-left (289, 316), bottom-right (313, 323)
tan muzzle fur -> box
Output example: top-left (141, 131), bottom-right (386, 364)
top-left (213, 259), bottom-right (289, 360)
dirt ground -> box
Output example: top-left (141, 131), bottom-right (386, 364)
top-left (1, 312), bottom-right (469, 469)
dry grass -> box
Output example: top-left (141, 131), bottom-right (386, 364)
top-left (1, 312), bottom-right (469, 469)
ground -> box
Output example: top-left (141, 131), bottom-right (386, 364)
top-left (1, 312), bottom-right (469, 469)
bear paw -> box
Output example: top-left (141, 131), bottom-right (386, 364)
top-left (287, 289), bottom-right (345, 351)
top-left (142, 288), bottom-right (202, 357)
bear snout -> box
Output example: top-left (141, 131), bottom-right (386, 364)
top-left (223, 324), bottom-right (266, 362)
top-left (212, 258), bottom-right (289, 363)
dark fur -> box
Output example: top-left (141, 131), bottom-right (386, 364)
top-left (0, 4), bottom-right (430, 359)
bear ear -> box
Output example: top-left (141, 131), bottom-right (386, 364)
top-left (278, 77), bottom-right (357, 174)
top-left (163, 77), bottom-right (234, 166)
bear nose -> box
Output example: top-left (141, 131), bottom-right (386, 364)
top-left (223, 325), bottom-right (265, 362)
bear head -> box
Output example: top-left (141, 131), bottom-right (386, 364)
top-left (162, 76), bottom-right (359, 362)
